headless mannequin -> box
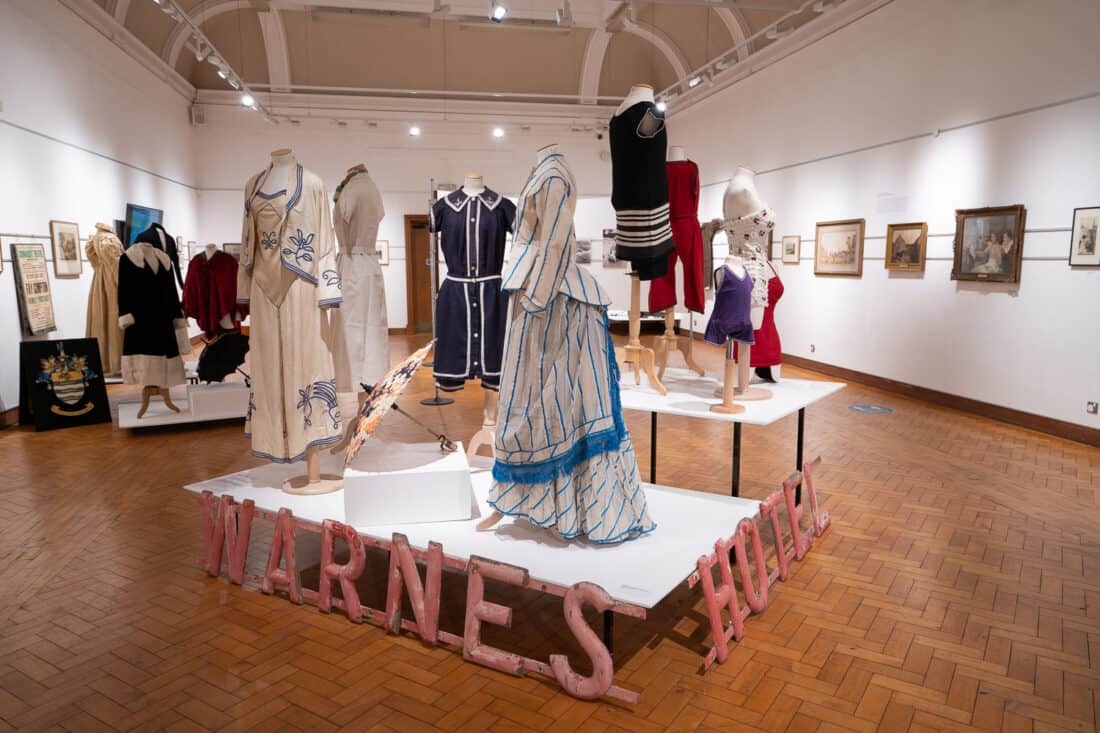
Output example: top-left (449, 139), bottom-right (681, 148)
top-left (654, 144), bottom-right (705, 380)
top-left (137, 225), bottom-right (182, 418)
top-left (712, 167), bottom-right (772, 406)
top-left (463, 170), bottom-right (502, 459)
top-left (202, 243), bottom-right (241, 331)
top-left (613, 84), bottom-right (667, 396)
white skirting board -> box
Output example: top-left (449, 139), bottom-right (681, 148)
top-left (117, 381), bottom-right (249, 428)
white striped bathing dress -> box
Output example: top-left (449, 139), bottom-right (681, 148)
top-left (489, 152), bottom-right (656, 544)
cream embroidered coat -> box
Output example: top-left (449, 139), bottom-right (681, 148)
top-left (85, 224), bottom-right (124, 374)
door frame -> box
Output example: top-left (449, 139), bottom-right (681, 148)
top-left (404, 214), bottom-right (430, 336)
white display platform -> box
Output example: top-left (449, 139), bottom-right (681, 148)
top-left (344, 441), bottom-right (475, 525)
top-left (184, 458), bottom-right (761, 609)
top-left (619, 369), bottom-right (845, 425)
top-left (118, 381), bottom-right (249, 428)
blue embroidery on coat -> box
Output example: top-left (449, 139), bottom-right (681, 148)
top-left (261, 231), bottom-right (278, 250)
top-left (246, 391), bottom-right (256, 423)
top-left (283, 229), bottom-right (315, 266)
top-left (322, 269), bottom-right (341, 289)
top-left (296, 379), bottom-right (339, 430)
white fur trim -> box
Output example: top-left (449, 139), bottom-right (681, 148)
top-left (119, 314), bottom-right (136, 329)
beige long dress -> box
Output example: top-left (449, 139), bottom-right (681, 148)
top-left (85, 224), bottom-right (124, 375)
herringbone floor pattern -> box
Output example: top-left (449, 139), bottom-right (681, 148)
top-left (0, 335), bottom-right (1097, 732)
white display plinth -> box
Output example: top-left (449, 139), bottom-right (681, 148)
top-left (117, 381), bottom-right (249, 428)
top-left (184, 459), bottom-right (762, 609)
top-left (619, 369), bottom-right (845, 425)
top-left (344, 441), bottom-right (475, 526)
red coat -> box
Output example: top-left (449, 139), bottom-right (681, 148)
top-left (734, 264), bottom-right (784, 367)
top-left (183, 250), bottom-right (243, 338)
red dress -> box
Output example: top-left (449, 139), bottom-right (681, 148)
top-left (182, 250), bottom-right (243, 339)
top-left (648, 160), bottom-right (705, 314)
top-left (734, 263), bottom-right (783, 367)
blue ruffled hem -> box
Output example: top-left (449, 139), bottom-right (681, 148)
top-left (491, 423), bottom-right (626, 484)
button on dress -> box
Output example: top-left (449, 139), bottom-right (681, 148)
top-left (429, 188), bottom-right (516, 392)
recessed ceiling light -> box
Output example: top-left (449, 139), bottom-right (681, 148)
top-left (409, 125), bottom-right (422, 137)
top-left (492, 127), bottom-right (505, 138)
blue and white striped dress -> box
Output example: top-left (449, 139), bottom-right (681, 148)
top-left (489, 152), bottom-right (655, 544)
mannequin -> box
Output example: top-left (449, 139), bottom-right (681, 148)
top-left (653, 144), bottom-right (705, 380)
top-left (262, 148), bottom-right (295, 197)
top-left (462, 173), bottom-right (485, 197)
top-left (611, 83), bottom-right (668, 395)
top-left (203, 243), bottom-right (218, 259)
top-left (713, 167), bottom-right (774, 402)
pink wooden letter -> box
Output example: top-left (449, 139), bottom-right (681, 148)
top-left (761, 489), bottom-right (793, 582)
top-left (463, 556), bottom-right (527, 676)
top-left (318, 519), bottom-right (366, 622)
top-left (549, 583), bottom-right (616, 700)
top-left (261, 507), bottom-right (301, 603)
top-left (697, 536), bottom-right (746, 666)
top-left (732, 518), bottom-right (769, 614)
top-left (202, 492), bottom-right (254, 584)
top-left (384, 533), bottom-right (442, 644)
top-left (803, 457), bottom-right (830, 536)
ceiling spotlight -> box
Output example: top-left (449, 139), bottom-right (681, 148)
top-left (655, 100), bottom-right (667, 112)
top-left (217, 68), bottom-right (228, 80)
top-left (227, 77), bottom-right (240, 90)
top-left (240, 93), bottom-right (255, 108)
top-left (492, 127), bottom-right (505, 139)
top-left (687, 76), bottom-right (701, 88)
top-left (813, 0), bottom-right (830, 11)
top-left (409, 125), bottom-right (422, 137)
top-left (489, 2), bottom-right (507, 22)
top-left (555, 0), bottom-right (573, 26)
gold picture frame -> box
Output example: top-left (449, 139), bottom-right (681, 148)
top-left (49, 220), bottom-right (82, 278)
top-left (814, 218), bottom-right (865, 276)
top-left (952, 205), bottom-right (1026, 283)
top-left (781, 235), bottom-right (800, 265)
top-left (884, 222), bottom-right (927, 272)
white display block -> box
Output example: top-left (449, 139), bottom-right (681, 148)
top-left (117, 381), bottom-right (249, 428)
top-left (344, 441), bottom-right (475, 526)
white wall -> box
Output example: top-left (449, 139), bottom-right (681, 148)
top-left (0, 0), bottom-right (198, 411)
top-left (651, 0), bottom-right (1100, 430)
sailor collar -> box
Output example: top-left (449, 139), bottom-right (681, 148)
top-left (444, 187), bottom-right (502, 212)
top-left (124, 242), bottom-right (172, 273)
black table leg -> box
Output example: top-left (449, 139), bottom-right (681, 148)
top-left (603, 610), bottom-right (614, 655)
top-left (650, 412), bottom-right (657, 484)
top-left (796, 407), bottom-right (805, 505)
top-left (731, 423), bottom-right (742, 497)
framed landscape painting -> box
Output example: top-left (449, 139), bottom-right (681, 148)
top-left (781, 235), bottom-right (800, 265)
top-left (885, 222), bottom-right (927, 272)
top-left (1069, 206), bottom-right (1099, 267)
top-left (49, 220), bottom-right (82, 278)
top-left (814, 219), bottom-right (864, 276)
top-left (952, 205), bottom-right (1026, 283)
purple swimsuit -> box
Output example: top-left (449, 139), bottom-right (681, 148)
top-left (704, 266), bottom-right (756, 346)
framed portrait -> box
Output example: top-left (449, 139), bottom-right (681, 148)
top-left (11, 243), bottom-right (57, 336)
top-left (124, 203), bottom-right (163, 246)
top-left (223, 243), bottom-right (242, 260)
top-left (1069, 206), bottom-right (1099, 267)
top-left (376, 239), bottom-right (390, 266)
top-left (952, 205), bottom-right (1026, 283)
top-left (884, 222), bottom-right (927, 272)
top-left (49, 220), bottom-right (82, 278)
top-left (814, 219), bottom-right (865, 276)
top-left (781, 235), bottom-right (800, 265)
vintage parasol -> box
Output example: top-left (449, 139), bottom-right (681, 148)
top-left (342, 340), bottom-right (438, 466)
top-left (196, 333), bottom-right (249, 383)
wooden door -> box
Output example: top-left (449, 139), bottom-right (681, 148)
top-left (404, 215), bottom-right (433, 335)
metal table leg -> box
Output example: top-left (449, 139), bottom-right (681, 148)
top-left (603, 610), bottom-right (614, 655)
top-left (796, 407), bottom-right (805, 505)
top-left (731, 423), bottom-right (742, 497)
top-left (650, 412), bottom-right (657, 484)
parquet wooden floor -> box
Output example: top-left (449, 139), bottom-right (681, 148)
top-left (1, 335), bottom-right (1097, 732)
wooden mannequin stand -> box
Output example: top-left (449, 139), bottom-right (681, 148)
top-left (283, 445), bottom-right (344, 495)
top-left (466, 389), bottom-right (498, 459)
top-left (712, 340), bottom-right (771, 411)
top-left (136, 385), bottom-right (180, 418)
top-left (653, 309), bottom-right (705, 380)
top-left (616, 272), bottom-right (667, 395)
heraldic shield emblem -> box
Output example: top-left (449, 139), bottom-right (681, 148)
top-left (19, 339), bottom-right (111, 430)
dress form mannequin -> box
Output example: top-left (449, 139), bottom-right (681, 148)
top-left (462, 173), bottom-right (485, 197)
top-left (613, 84), bottom-right (667, 396)
top-left (132, 225), bottom-right (184, 418)
top-left (262, 149), bottom-right (294, 196)
top-left (714, 167), bottom-right (773, 403)
top-left (654, 144), bottom-right (705, 380)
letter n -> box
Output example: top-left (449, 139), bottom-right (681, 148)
top-left (385, 533), bottom-right (442, 644)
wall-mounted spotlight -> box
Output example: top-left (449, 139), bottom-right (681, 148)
top-left (240, 93), bottom-right (255, 108)
top-left (409, 125), bottom-right (422, 137)
top-left (489, 2), bottom-right (507, 22)
top-left (687, 76), bottom-right (702, 89)
top-left (655, 100), bottom-right (667, 112)
top-left (227, 78), bottom-right (241, 90)
top-left (555, 0), bottom-right (573, 27)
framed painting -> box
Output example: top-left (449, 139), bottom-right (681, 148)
top-left (124, 203), bottom-right (163, 246)
top-left (885, 222), bottom-right (927, 272)
top-left (781, 235), bottom-right (800, 265)
top-left (223, 243), bottom-right (242, 260)
top-left (11, 243), bottom-right (57, 336)
top-left (49, 220), bottom-right (82, 278)
top-left (814, 219), bottom-right (865, 276)
top-left (1069, 206), bottom-right (1099, 267)
top-left (952, 205), bottom-right (1026, 283)
top-left (376, 239), bottom-right (390, 266)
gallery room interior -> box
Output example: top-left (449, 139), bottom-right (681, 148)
top-left (1, 0), bottom-right (1098, 730)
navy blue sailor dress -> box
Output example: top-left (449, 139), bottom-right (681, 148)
top-left (429, 188), bottom-right (516, 392)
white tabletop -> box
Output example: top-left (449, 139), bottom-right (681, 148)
top-left (184, 457), bottom-right (762, 609)
top-left (619, 369), bottom-right (845, 426)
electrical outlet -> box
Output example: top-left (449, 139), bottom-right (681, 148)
top-left (809, 344), bottom-right (816, 353)
top-left (1088, 401), bottom-right (1098, 415)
